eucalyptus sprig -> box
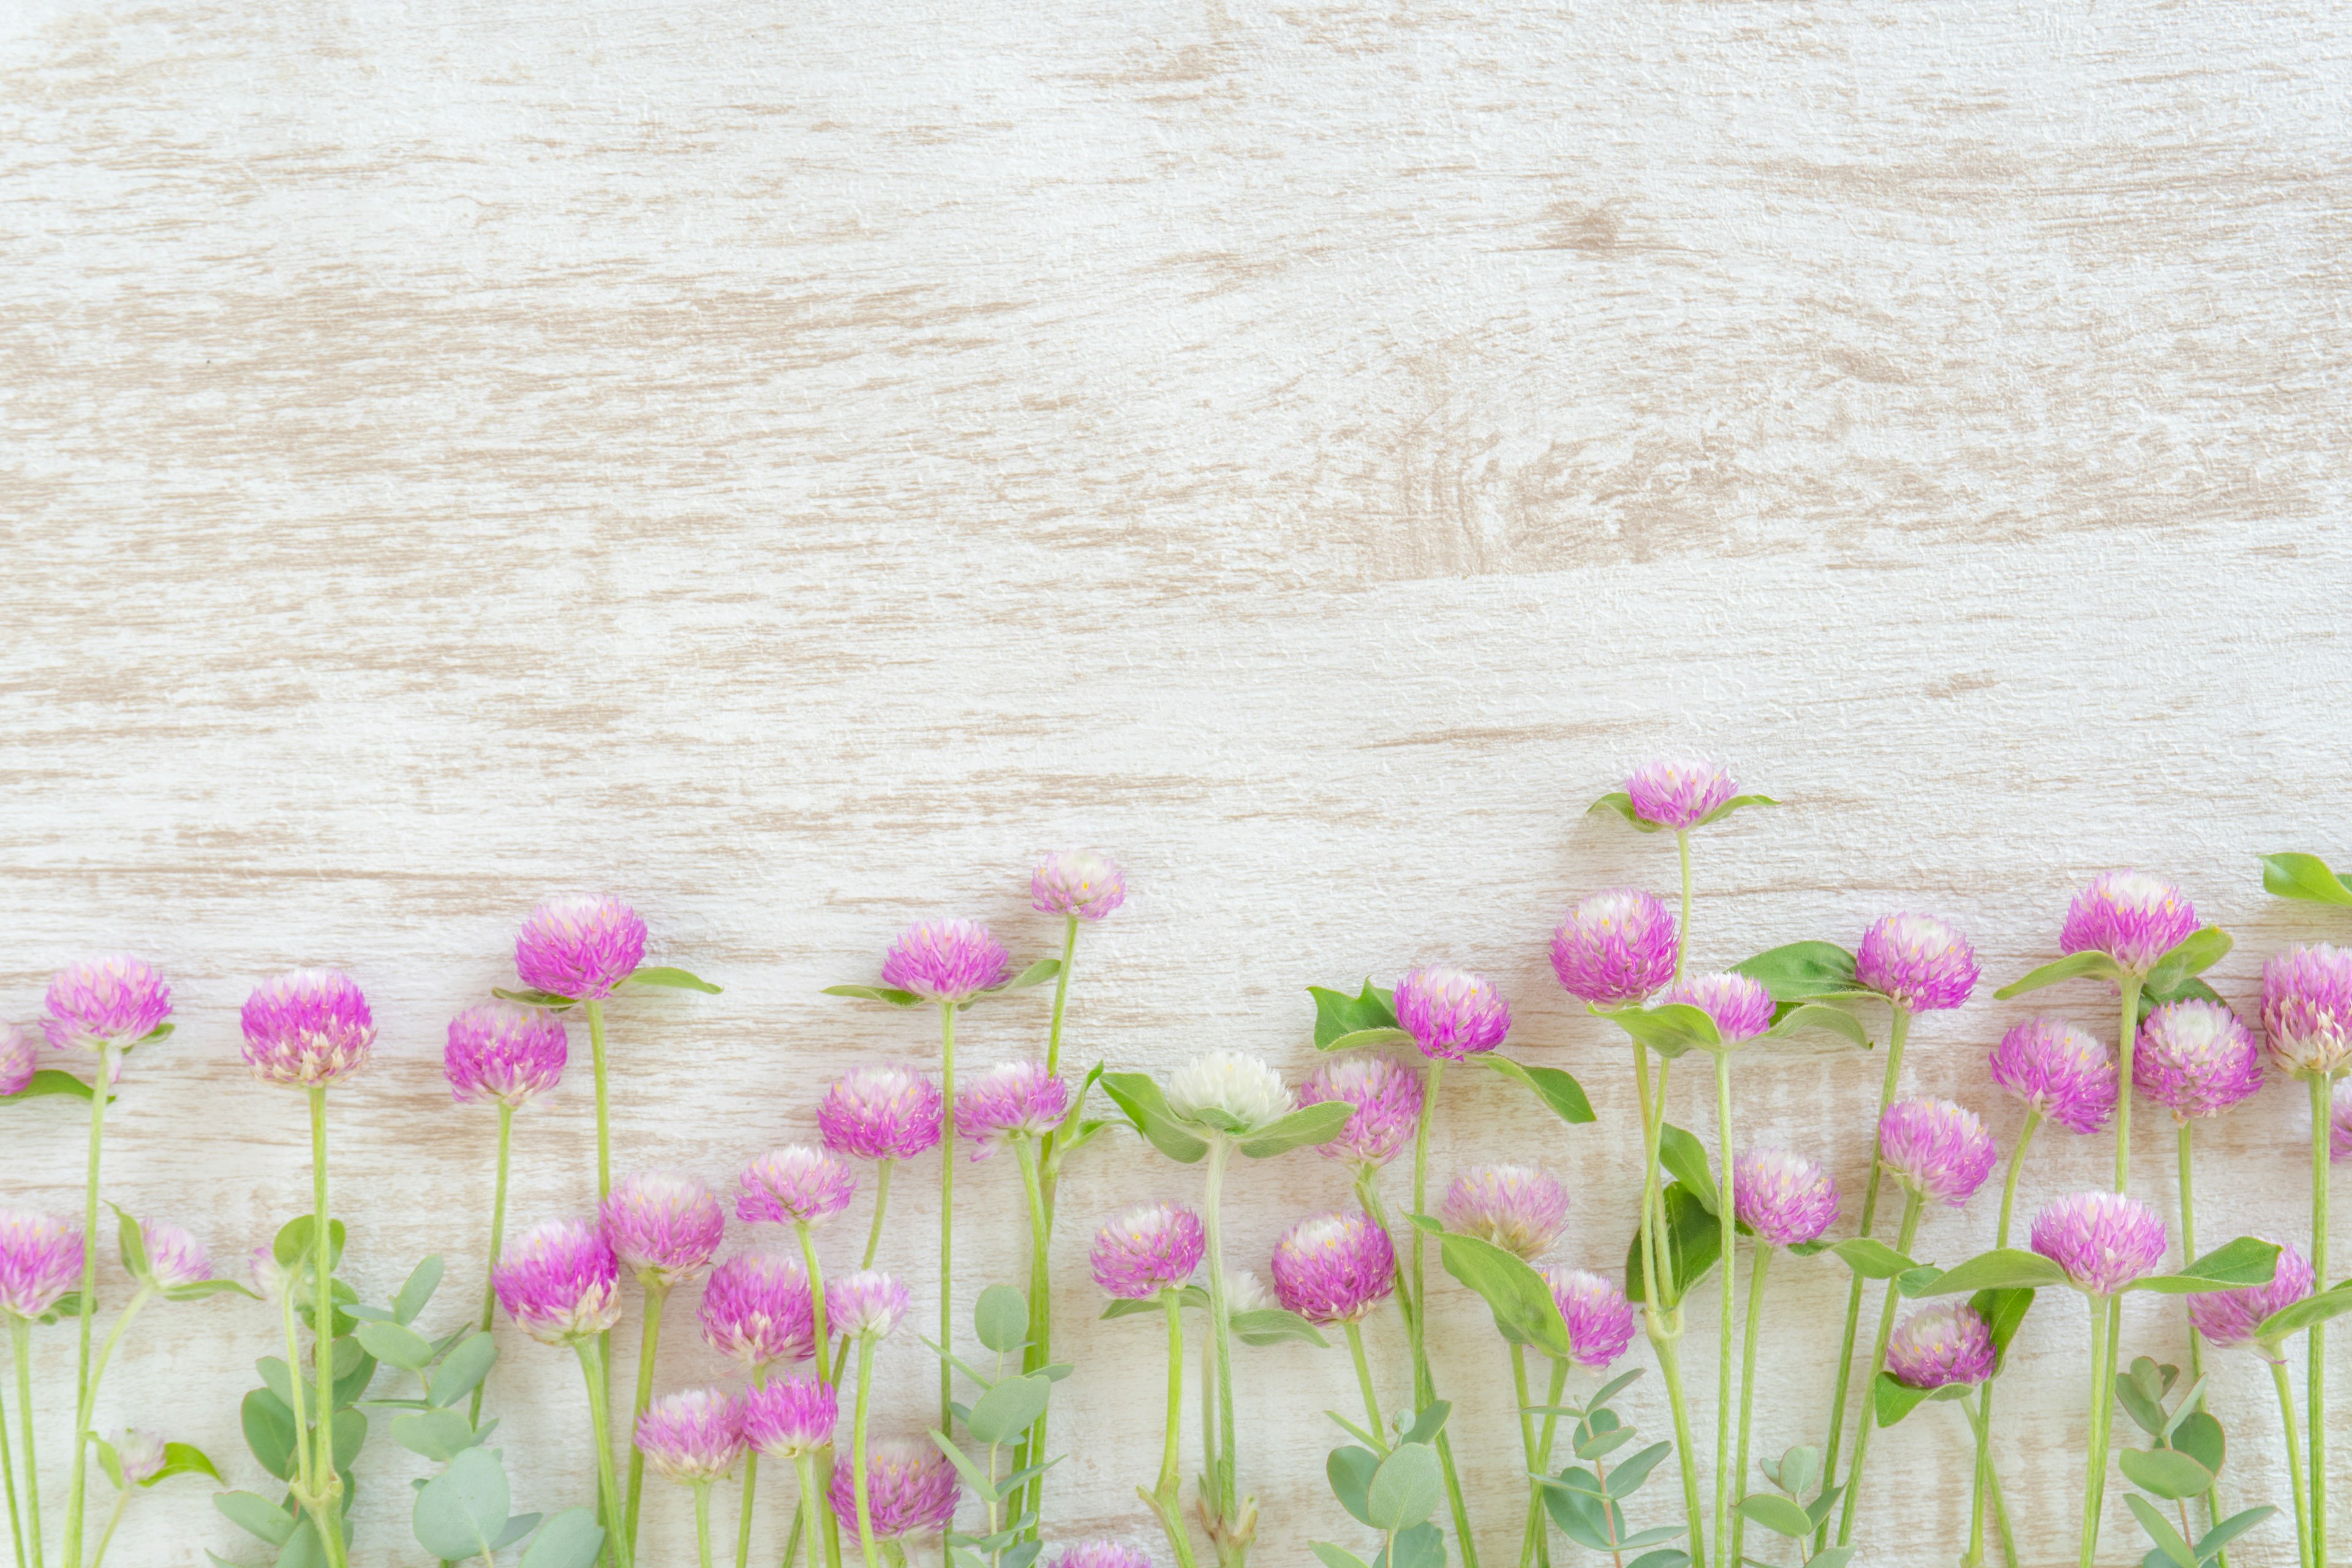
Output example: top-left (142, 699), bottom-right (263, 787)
top-left (925, 1286), bottom-right (1069, 1568)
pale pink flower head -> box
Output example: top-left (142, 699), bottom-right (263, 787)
top-left (514, 895), bottom-right (647, 1001)
top-left (1442, 1165), bottom-right (1570, 1261)
top-left (736, 1146), bottom-right (858, 1229)
top-left (829, 1437), bottom-right (960, 1539)
top-left (698, 1251), bottom-right (816, 1370)
top-left (2060, 871), bottom-right (2198, 976)
top-left (116, 1427), bottom-right (167, 1486)
top-left (1855, 914), bottom-right (1981, 1014)
top-left (42, 956), bottom-right (171, 1057)
top-left (493, 1218), bottom-right (622, 1346)
top-left (2030, 1191), bottom-right (2168, 1295)
top-left (1987, 1018), bottom-right (2117, 1135)
top-left (0, 1024), bottom-right (33, 1097)
top-left (1031, 851), bottom-right (1128, 921)
top-left (1545, 1268), bottom-right (1637, 1370)
top-left (881, 919), bottom-right (1011, 1004)
top-left (1885, 1302), bottom-right (1995, 1389)
top-left (239, 970), bottom-right (375, 1088)
top-left (1877, 1098), bottom-right (1997, 1208)
top-left (135, 1219), bottom-right (211, 1291)
top-left (956, 1061), bottom-right (1070, 1160)
top-left (247, 1245), bottom-right (292, 1305)
top-left (1624, 758), bottom-right (1738, 831)
top-left (2187, 1238), bottom-right (2314, 1359)
top-left (603, 1171), bottom-right (727, 1287)
top-left (1048, 1544), bottom-right (1153, 1568)
top-left (742, 1375), bottom-right (838, 1459)
top-left (1270, 1212), bottom-right (1396, 1325)
top-left (0, 1210), bottom-right (83, 1319)
top-left (1664, 971), bottom-right (1775, 1047)
top-left (2263, 945), bottom-right (2352, 1079)
top-left (2334, 1080), bottom-right (2352, 1164)
top-left (1551, 889), bottom-right (1680, 1008)
top-left (1297, 1055), bottom-right (1423, 1167)
top-left (1731, 1148), bottom-right (1840, 1247)
top-left (1090, 1204), bottom-right (1206, 1300)
top-left (1392, 968), bottom-right (1510, 1062)
top-left (828, 1268), bottom-right (911, 1340)
top-left (443, 1002), bottom-right (568, 1109)
top-left (818, 1066), bottom-right (944, 1163)
top-left (2136, 1000), bottom-right (2263, 1122)
top-left (635, 1387), bottom-right (746, 1485)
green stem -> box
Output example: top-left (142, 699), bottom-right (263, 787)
top-left (1346, 1321), bottom-right (1386, 1452)
top-left (578, 1340), bottom-right (632, 1568)
top-left (279, 1285), bottom-right (313, 1496)
top-left (1512, 1347), bottom-right (1539, 1568)
top-left (61, 1050), bottom-right (108, 1568)
top-left (9, 1319), bottom-right (39, 1568)
top-left (853, 1336), bottom-right (879, 1568)
top-left (828, 1163), bottom-right (894, 1389)
top-left (1728, 1245), bottom-right (1770, 1568)
top-left (2312, 1072), bottom-right (2331, 1568)
top-left (85, 1486), bottom-right (127, 1568)
top-left (1673, 829), bottom-right (1692, 983)
top-left (1158, 1289), bottom-right (1187, 1500)
top-left (799, 1227), bottom-right (834, 1387)
top-left (1653, 1332), bottom-right (1706, 1568)
top-left (2079, 1297), bottom-right (2114, 1568)
top-left (2272, 1355), bottom-right (2313, 1568)
top-left (938, 1003), bottom-right (957, 1436)
top-left (1044, 916), bottom-right (1077, 1079)
top-left (307, 1088), bottom-right (348, 1568)
top-left (0, 1317), bottom-right (21, 1568)
top-left (695, 1483), bottom-right (715, 1568)
top-left (80, 1289), bottom-right (152, 1444)
top-left (2176, 1120), bottom-right (2222, 1556)
top-left (470, 1102), bottom-right (514, 1428)
top-left (1834, 1189), bottom-right (1924, 1545)
top-left (2114, 979), bottom-right (2142, 1194)
top-left (1819, 1005), bottom-right (1908, 1549)
top-left (1529, 1358), bottom-right (1567, 1568)
top-left (625, 1280), bottom-right (671, 1556)
top-left (791, 1453), bottom-right (823, 1568)
top-left (1404, 1068), bottom-right (1480, 1568)
top-left (1710, 1051), bottom-right (1735, 1566)
top-left (587, 997), bottom-right (615, 1559)
top-left (1968, 1107), bottom-right (2037, 1566)
top-left (1202, 1139), bottom-right (1238, 1525)
top-left (1012, 1137), bottom-right (1052, 1534)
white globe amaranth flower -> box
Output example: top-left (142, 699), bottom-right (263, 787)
top-left (1226, 1268), bottom-right (1275, 1314)
top-left (1164, 1049), bottom-right (1296, 1133)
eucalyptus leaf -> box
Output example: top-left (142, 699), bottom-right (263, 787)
top-left (492, 1512), bottom-right (544, 1550)
top-left (1382, 1521), bottom-right (1446, 1568)
top-left (2124, 1493), bottom-right (2198, 1568)
top-left (271, 1216), bottom-right (347, 1272)
top-left (216, 1490), bottom-right (298, 1547)
top-left (355, 1319), bottom-right (435, 1373)
top-left (1400, 1403), bottom-right (1450, 1446)
top-left (1365, 1442), bottom-right (1444, 1531)
top-left (1327, 1445), bottom-right (1381, 1528)
top-left (1993, 949), bottom-right (2123, 1000)
top-left (1230, 1306), bottom-right (1330, 1348)
top-left (1479, 1055), bottom-right (1596, 1125)
top-left (1625, 1553), bottom-right (1691, 1568)
top-left (413, 1446), bottom-right (510, 1559)
top-left (1235, 1100), bottom-right (1354, 1159)
top-left (1604, 1441), bottom-right (1670, 1498)
top-left (2262, 852), bottom-right (2352, 907)
top-left (241, 1389), bottom-right (298, 1481)
top-left (391, 1409), bottom-right (483, 1462)
top-left (2193, 1506), bottom-right (2276, 1559)
top-left (974, 1284), bottom-right (1031, 1354)
top-left (965, 1374), bottom-right (1052, 1446)
top-left (426, 1331), bottom-right (498, 1408)
top-left (1546, 1482), bottom-right (1627, 1551)
top-left (1434, 1229), bottom-right (1571, 1359)
top-left (393, 1256), bottom-right (444, 1325)
top-left (1098, 1073), bottom-right (1209, 1164)
top-left (1311, 1546), bottom-right (1373, 1568)
top-left (1736, 1491), bottom-right (1814, 1538)
top-left (627, 965), bottom-right (722, 993)
top-left (927, 1432), bottom-right (998, 1498)
top-left (516, 1507), bottom-right (606, 1568)
top-left (2171, 1411), bottom-right (2225, 1479)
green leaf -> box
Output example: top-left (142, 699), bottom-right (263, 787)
top-left (1586, 791), bottom-right (1660, 832)
top-left (1365, 1442), bottom-right (1444, 1531)
top-left (1236, 1101), bottom-right (1355, 1159)
top-left (331, 1343), bottom-right (378, 1410)
top-left (1400, 1403), bottom-right (1450, 1446)
top-left (2256, 1280), bottom-right (2352, 1343)
top-left (992, 959), bottom-right (1060, 993)
top-left (241, 1389), bottom-right (298, 1481)
top-left (1310, 979), bottom-right (1406, 1050)
top-left (1327, 1445), bottom-right (1381, 1528)
top-left (164, 1278), bottom-right (263, 1303)
top-left (2143, 928), bottom-right (2234, 1000)
top-left (1830, 1238), bottom-right (1916, 1280)
top-left (426, 1331), bottom-right (498, 1409)
top-left (492, 1513), bottom-right (543, 1551)
top-left (1915, 1249), bottom-right (2068, 1295)
top-left (1098, 1073), bottom-right (1209, 1164)
top-left (517, 1506), bottom-right (606, 1568)
top-left (330, 1406), bottom-right (368, 1472)
top-left (146, 1441), bottom-right (222, 1487)
top-left (1311, 1547), bottom-right (1373, 1568)
top-left (2193, 1506), bottom-right (2275, 1560)
top-left (1697, 793), bottom-right (1777, 827)
top-left (1768, 1446), bottom-right (1819, 1501)
top-left (1656, 1125), bottom-right (1717, 1213)
top-left (2130, 1237), bottom-right (2280, 1295)
top-left (965, 1374), bottom-right (1053, 1446)
top-left (216, 1490), bottom-right (298, 1546)
top-left (1545, 1475), bottom-right (1627, 1550)
top-left (2139, 976), bottom-right (2223, 1019)
top-left (2124, 1493), bottom-right (2198, 1568)
top-left (355, 1319), bottom-right (435, 1373)
top-left (1604, 1441), bottom-right (1670, 1498)
top-left (1479, 1055), bottom-right (1596, 1125)
top-left (927, 1432), bottom-right (998, 1499)
top-left (626, 965), bottom-right (722, 993)
top-left (1764, 1003), bottom-right (1872, 1051)
top-left (1622, 1182), bottom-right (1722, 1307)
top-left (391, 1409), bottom-right (484, 1462)
top-left (1, 1069), bottom-right (98, 1103)
top-left (1735, 1492), bottom-right (1814, 1538)
top-left (1805, 1550), bottom-right (1855, 1568)
top-left (413, 1446), bottom-right (510, 1559)
top-left (1230, 1307), bottom-right (1330, 1349)
top-left (1994, 950), bottom-right (2123, 1000)
top-left (1605, 1003), bottom-right (1722, 1060)
top-left (974, 1284), bottom-right (1031, 1354)
top-left (2114, 1375), bottom-right (2169, 1438)
top-left (393, 1257), bottom-right (444, 1325)
top-left (2263, 852), bottom-right (2352, 907)
top-left (1970, 1288), bottom-right (2036, 1370)
top-left (2172, 1411), bottom-right (2226, 1481)
top-left (821, 984), bottom-right (922, 1006)
top-left (272, 1216), bottom-right (346, 1272)
top-left (1383, 1521), bottom-right (1447, 1568)
top-left (1871, 1373), bottom-right (1936, 1429)
top-left (1434, 1229), bottom-right (1571, 1359)
top-left (109, 1204), bottom-right (149, 1283)
top-left (491, 987), bottom-right (575, 1008)
top-left (1591, 1366), bottom-right (1644, 1407)
top-left (1733, 942), bottom-right (1860, 1001)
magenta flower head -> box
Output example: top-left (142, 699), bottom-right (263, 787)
top-left (829, 1268), bottom-right (912, 1340)
top-left (737, 1146), bottom-right (858, 1229)
top-left (603, 1171), bottom-right (727, 1287)
top-left (1988, 1017), bottom-right (2117, 1135)
top-left (134, 1219), bottom-right (211, 1291)
top-left (1855, 914), bottom-right (1981, 1014)
top-left (1624, 758), bottom-right (1738, 830)
top-left (239, 970), bottom-right (375, 1089)
top-left (2187, 1238), bottom-right (2315, 1357)
top-left (829, 1437), bottom-right (960, 1539)
top-left (493, 1218), bottom-right (622, 1346)
top-left (819, 1066), bottom-right (944, 1162)
top-left (743, 1374), bottom-right (838, 1459)
top-left (1551, 889), bottom-right (1679, 1008)
top-left (0, 1023), bottom-right (33, 1098)
top-left (2263, 944), bottom-right (2352, 1080)
top-left (1032, 851), bottom-right (1128, 921)
top-left (116, 1428), bottom-right (167, 1486)
top-left (443, 1002), bottom-right (568, 1109)
top-left (635, 1387), bottom-right (746, 1485)
top-left (1392, 968), bottom-right (1511, 1062)
top-left (698, 1251), bottom-right (815, 1370)
top-left (1048, 1544), bottom-right (1153, 1568)
top-left (1884, 1302), bottom-right (1995, 1389)
top-left (1442, 1165), bottom-right (1570, 1261)
top-left (881, 919), bottom-right (1011, 1004)
top-left (1877, 1098), bottom-right (1997, 1208)
top-left (956, 1062), bottom-right (1071, 1160)
top-left (0, 1210), bottom-right (84, 1319)
top-left (1090, 1204), bottom-right (1206, 1300)
top-left (1664, 971), bottom-right (1775, 1048)
top-left (1731, 1148), bottom-right (1840, 1246)
top-left (2030, 1191), bottom-right (2168, 1295)
top-left (1545, 1268), bottom-right (1637, 1370)
top-left (1270, 1213), bottom-right (1396, 1325)
top-left (2136, 1000), bottom-right (2264, 1122)
top-left (42, 956), bottom-right (171, 1058)
top-left (2059, 871), bottom-right (2198, 975)
top-left (515, 895), bottom-right (646, 1001)
top-left (1297, 1055), bottom-right (1423, 1168)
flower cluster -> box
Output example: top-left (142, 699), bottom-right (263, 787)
top-left (1032, 850), bottom-right (1128, 921)
top-left (493, 1218), bottom-right (621, 1345)
top-left (635, 1388), bottom-right (746, 1484)
top-left (819, 1066), bottom-right (944, 1161)
top-left (1442, 1165), bottom-right (1569, 1260)
top-left (883, 919), bottom-right (1011, 1003)
top-left (1091, 1205), bottom-right (1205, 1300)
top-left (1297, 1055), bottom-right (1422, 1167)
top-left (443, 1002), bottom-right (568, 1107)
top-left (2060, 870), bottom-right (2197, 974)
top-left (603, 1171), bottom-right (726, 1286)
top-left (1550, 889), bottom-right (1679, 1006)
top-left (1877, 1098), bottom-right (1996, 1207)
top-left (239, 970), bottom-right (376, 1088)
top-left (515, 895), bottom-right (647, 1000)
top-left (2030, 1191), bottom-right (2167, 1295)
top-left (1392, 968), bottom-right (1510, 1061)
top-left (1885, 1302), bottom-right (1994, 1389)
top-left (1665, 971), bottom-right (1774, 1046)
top-left (737, 1146), bottom-right (858, 1229)
top-left (1268, 1213), bottom-right (1395, 1324)
top-left (1855, 913), bottom-right (1980, 1013)
top-left (831, 1438), bottom-right (961, 1537)
top-left (2136, 1000), bottom-right (2264, 1121)
top-left (699, 1252), bottom-right (816, 1369)
top-left (1988, 1017), bottom-right (2117, 1134)
top-left (1732, 1148), bottom-right (1839, 1246)
top-left (957, 1061), bottom-right (1069, 1158)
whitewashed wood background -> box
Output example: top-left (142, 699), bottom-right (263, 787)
top-left (5, 0), bottom-right (2351, 1562)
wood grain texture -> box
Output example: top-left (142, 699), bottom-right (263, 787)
top-left (3, 0), bottom-right (2350, 1562)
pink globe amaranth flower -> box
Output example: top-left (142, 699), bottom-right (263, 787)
top-left (1623, 758), bottom-right (1738, 831)
top-left (116, 1427), bottom-right (167, 1485)
top-left (2136, 1000), bottom-right (2263, 1121)
top-left (2187, 1238), bottom-right (2314, 1355)
top-left (42, 956), bottom-right (171, 1056)
top-left (0, 1023), bottom-right (33, 1097)
top-left (1270, 1212), bottom-right (1396, 1325)
top-left (829, 1269), bottom-right (912, 1339)
top-left (1031, 851), bottom-right (1129, 921)
top-left (1544, 1267), bottom-right (1636, 1370)
top-left (2334, 1080), bottom-right (2352, 1164)
top-left (1877, 1098), bottom-right (1997, 1208)
top-left (239, 970), bottom-right (375, 1088)
top-left (1988, 1017), bottom-right (2117, 1136)
top-left (443, 1002), bottom-right (568, 1108)
top-left (819, 1066), bottom-right (944, 1162)
top-left (603, 1171), bottom-right (726, 1287)
top-left (2263, 944), bottom-right (2352, 1079)
top-left (1664, 971), bottom-right (1775, 1047)
top-left (698, 1252), bottom-right (816, 1370)
top-left (1392, 968), bottom-right (1510, 1062)
top-left (956, 1061), bottom-right (1070, 1160)
top-left (634, 1387), bottom-right (747, 1485)
top-left (881, 919), bottom-right (1012, 1005)
top-left (514, 895), bottom-right (647, 1001)
top-left (1049, 1544), bottom-right (1154, 1568)
top-left (2059, 870), bottom-right (2199, 976)
top-left (743, 1374), bottom-right (839, 1459)
top-left (248, 1244), bottom-right (292, 1305)
top-left (2030, 1191), bottom-right (2168, 1295)
top-left (135, 1219), bottom-right (211, 1290)
top-left (1884, 1302), bottom-right (1995, 1389)
top-left (1551, 889), bottom-right (1679, 1008)
top-left (0, 1210), bottom-right (83, 1319)
top-left (493, 1218), bottom-right (622, 1346)
top-left (1442, 1165), bottom-right (1569, 1261)
top-left (1855, 914), bottom-right (1981, 1014)
top-left (1297, 1055), bottom-right (1423, 1168)
top-left (737, 1146), bottom-right (858, 1229)
top-left (1090, 1204), bottom-right (1207, 1300)
top-left (1731, 1148), bottom-right (1840, 1247)
top-left (831, 1436), bottom-right (961, 1539)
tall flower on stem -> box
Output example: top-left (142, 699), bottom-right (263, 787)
top-left (1515, 1268), bottom-right (1638, 1564)
top-left (2186, 1239), bottom-right (2318, 1568)
top-left (829, 1271), bottom-right (915, 1567)
top-left (1094, 1205), bottom-right (1206, 1568)
top-left (606, 1172), bottom-right (725, 1557)
top-left (819, 1066), bottom-right (944, 1281)
top-left (635, 1389), bottom-right (745, 1568)
top-left (496, 1219), bottom-right (628, 1568)
top-left (829, 1438), bottom-right (959, 1567)
top-left (746, 1376), bottom-right (840, 1568)
top-left (514, 897), bottom-right (649, 1205)
top-left (702, 1240), bottom-right (827, 1562)
top-left (1271, 1213), bottom-right (1395, 1431)
top-left (1, 1210), bottom-right (83, 1568)
top-left (1725, 1150), bottom-right (1837, 1567)
top-left (739, 1147), bottom-right (858, 1568)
